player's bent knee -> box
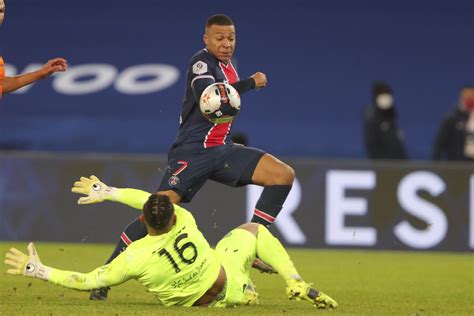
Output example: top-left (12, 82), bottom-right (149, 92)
top-left (252, 154), bottom-right (296, 186)
top-left (272, 163), bottom-right (295, 185)
top-left (237, 222), bottom-right (259, 236)
top-left (156, 190), bottom-right (182, 204)
top-left (282, 164), bottom-right (295, 184)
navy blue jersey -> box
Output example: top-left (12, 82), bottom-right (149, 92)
top-left (173, 49), bottom-right (241, 149)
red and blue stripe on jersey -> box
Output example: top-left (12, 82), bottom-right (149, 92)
top-left (203, 61), bottom-right (239, 148)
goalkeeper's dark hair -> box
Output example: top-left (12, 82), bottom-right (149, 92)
top-left (143, 194), bottom-right (175, 230)
top-left (205, 14), bottom-right (234, 29)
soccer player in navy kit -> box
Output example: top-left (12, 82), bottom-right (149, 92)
top-left (90, 14), bottom-right (295, 300)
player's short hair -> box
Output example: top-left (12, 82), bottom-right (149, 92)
top-left (205, 14), bottom-right (234, 30)
top-left (143, 194), bottom-right (175, 230)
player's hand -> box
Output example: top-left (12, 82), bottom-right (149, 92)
top-left (251, 72), bottom-right (267, 89)
top-left (4, 243), bottom-right (50, 279)
top-left (39, 58), bottom-right (68, 77)
top-left (71, 175), bottom-right (115, 205)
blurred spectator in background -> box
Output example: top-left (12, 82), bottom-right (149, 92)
top-left (363, 81), bottom-right (408, 160)
top-left (433, 85), bottom-right (474, 161)
top-left (231, 132), bottom-right (249, 146)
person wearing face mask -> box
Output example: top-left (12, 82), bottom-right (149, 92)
top-left (433, 85), bottom-right (474, 161)
top-left (363, 81), bottom-right (408, 160)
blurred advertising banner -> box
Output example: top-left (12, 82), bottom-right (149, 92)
top-left (0, 151), bottom-right (472, 252)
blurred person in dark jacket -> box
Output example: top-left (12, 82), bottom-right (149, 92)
top-left (433, 85), bottom-right (474, 161)
top-left (363, 81), bottom-right (408, 160)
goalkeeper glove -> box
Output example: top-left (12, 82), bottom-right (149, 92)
top-left (71, 175), bottom-right (117, 205)
top-left (4, 243), bottom-right (51, 280)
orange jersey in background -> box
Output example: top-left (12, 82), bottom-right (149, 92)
top-left (0, 56), bottom-right (4, 97)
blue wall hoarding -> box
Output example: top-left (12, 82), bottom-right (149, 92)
top-left (0, 0), bottom-right (473, 159)
top-left (0, 151), bottom-right (472, 252)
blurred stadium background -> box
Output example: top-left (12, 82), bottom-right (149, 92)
top-left (0, 0), bottom-right (473, 314)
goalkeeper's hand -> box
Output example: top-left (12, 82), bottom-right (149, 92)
top-left (71, 175), bottom-right (116, 205)
top-left (4, 243), bottom-right (51, 280)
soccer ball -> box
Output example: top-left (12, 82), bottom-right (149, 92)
top-left (199, 83), bottom-right (241, 124)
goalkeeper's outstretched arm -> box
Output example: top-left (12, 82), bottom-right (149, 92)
top-left (4, 243), bottom-right (132, 291)
top-left (71, 175), bottom-right (151, 210)
top-left (110, 187), bottom-right (151, 210)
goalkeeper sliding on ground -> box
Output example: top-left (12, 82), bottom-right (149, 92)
top-left (4, 176), bottom-right (337, 308)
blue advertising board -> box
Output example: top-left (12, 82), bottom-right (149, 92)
top-left (0, 151), bottom-right (472, 252)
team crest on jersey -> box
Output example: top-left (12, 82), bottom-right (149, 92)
top-left (168, 175), bottom-right (180, 186)
top-left (192, 61), bottom-right (208, 75)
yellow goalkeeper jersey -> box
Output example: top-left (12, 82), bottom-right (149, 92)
top-left (49, 205), bottom-right (221, 307)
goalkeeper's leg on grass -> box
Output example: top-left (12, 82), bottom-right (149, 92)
top-left (234, 223), bottom-right (338, 309)
top-left (254, 224), bottom-right (337, 309)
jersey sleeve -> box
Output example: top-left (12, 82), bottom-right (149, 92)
top-left (230, 78), bottom-right (256, 95)
top-left (113, 188), bottom-right (151, 210)
top-left (47, 249), bottom-right (134, 291)
top-left (189, 55), bottom-right (216, 103)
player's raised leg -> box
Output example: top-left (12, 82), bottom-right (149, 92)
top-left (250, 154), bottom-right (295, 226)
top-left (212, 147), bottom-right (294, 227)
top-left (211, 146), bottom-right (293, 273)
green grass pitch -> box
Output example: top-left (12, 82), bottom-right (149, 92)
top-left (1, 242), bottom-right (472, 315)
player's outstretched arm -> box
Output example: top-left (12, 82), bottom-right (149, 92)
top-left (71, 175), bottom-right (151, 210)
top-left (250, 72), bottom-right (267, 88)
top-left (191, 72), bottom-right (267, 103)
top-left (2, 58), bottom-right (67, 93)
top-left (5, 243), bottom-right (131, 291)
top-left (230, 71), bottom-right (267, 95)
top-left (226, 72), bottom-right (267, 97)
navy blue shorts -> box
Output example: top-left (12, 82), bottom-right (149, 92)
top-left (158, 143), bottom-right (265, 203)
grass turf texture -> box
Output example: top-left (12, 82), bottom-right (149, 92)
top-left (0, 242), bottom-right (472, 315)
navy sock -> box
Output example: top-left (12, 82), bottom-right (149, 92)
top-left (251, 185), bottom-right (292, 227)
top-left (105, 216), bottom-right (147, 264)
